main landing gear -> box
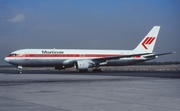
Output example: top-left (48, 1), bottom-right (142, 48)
top-left (92, 68), bottom-right (102, 72)
top-left (92, 65), bottom-right (102, 72)
top-left (79, 69), bottom-right (88, 73)
top-left (17, 66), bottom-right (23, 74)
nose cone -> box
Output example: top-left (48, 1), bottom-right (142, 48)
top-left (4, 57), bottom-right (9, 62)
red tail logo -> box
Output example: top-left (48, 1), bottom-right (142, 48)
top-left (142, 37), bottom-right (155, 49)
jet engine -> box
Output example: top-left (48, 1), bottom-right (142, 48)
top-left (75, 61), bottom-right (89, 70)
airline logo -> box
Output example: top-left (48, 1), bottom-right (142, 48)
top-left (42, 50), bottom-right (64, 54)
top-left (142, 37), bottom-right (155, 49)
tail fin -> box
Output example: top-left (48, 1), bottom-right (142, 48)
top-left (134, 26), bottom-right (160, 53)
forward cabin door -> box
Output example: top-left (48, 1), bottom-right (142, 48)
top-left (23, 52), bottom-right (30, 66)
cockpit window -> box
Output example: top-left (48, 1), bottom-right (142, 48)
top-left (9, 53), bottom-right (17, 56)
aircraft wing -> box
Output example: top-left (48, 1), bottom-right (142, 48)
top-left (62, 53), bottom-right (150, 66)
top-left (92, 53), bottom-right (150, 63)
top-left (63, 52), bottom-right (175, 66)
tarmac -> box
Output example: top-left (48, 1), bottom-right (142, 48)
top-left (0, 70), bottom-right (180, 111)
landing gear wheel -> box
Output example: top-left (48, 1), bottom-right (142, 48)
top-left (92, 69), bottom-right (102, 73)
top-left (79, 69), bottom-right (88, 73)
top-left (18, 70), bottom-right (22, 74)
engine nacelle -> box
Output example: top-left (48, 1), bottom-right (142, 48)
top-left (75, 61), bottom-right (89, 70)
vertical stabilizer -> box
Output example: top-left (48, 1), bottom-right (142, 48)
top-left (134, 26), bottom-right (160, 53)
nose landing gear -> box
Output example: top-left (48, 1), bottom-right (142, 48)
top-left (17, 66), bottom-right (23, 74)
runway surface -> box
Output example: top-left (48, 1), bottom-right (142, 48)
top-left (0, 70), bottom-right (180, 111)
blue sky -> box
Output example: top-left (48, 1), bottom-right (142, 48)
top-left (0, 0), bottom-right (180, 65)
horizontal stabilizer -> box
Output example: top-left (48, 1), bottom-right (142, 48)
top-left (144, 52), bottom-right (176, 58)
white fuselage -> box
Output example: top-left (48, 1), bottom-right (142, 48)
top-left (5, 49), bottom-right (148, 67)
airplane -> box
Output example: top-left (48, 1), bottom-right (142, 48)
top-left (4, 26), bottom-right (175, 74)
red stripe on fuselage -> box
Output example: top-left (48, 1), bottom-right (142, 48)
top-left (7, 54), bottom-right (125, 58)
top-left (132, 55), bottom-right (141, 58)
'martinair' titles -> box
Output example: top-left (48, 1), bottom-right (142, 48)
top-left (42, 50), bottom-right (64, 54)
